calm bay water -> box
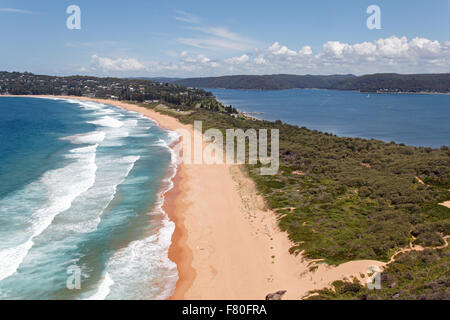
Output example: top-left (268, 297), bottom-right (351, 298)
top-left (210, 89), bottom-right (450, 148)
top-left (0, 97), bottom-right (178, 300)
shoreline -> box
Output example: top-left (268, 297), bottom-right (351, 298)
top-left (205, 87), bottom-right (450, 95)
top-left (165, 167), bottom-right (196, 299)
top-left (0, 95), bottom-right (397, 299)
top-left (0, 95), bottom-right (195, 299)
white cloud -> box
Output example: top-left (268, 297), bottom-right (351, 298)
top-left (409, 37), bottom-right (441, 57)
top-left (177, 26), bottom-right (255, 52)
top-left (174, 10), bottom-right (200, 24)
top-left (351, 42), bottom-right (376, 56)
top-left (322, 41), bottom-right (348, 57)
top-left (174, 11), bottom-right (256, 52)
top-left (374, 36), bottom-right (410, 57)
top-left (179, 52), bottom-right (220, 70)
top-left (268, 42), bottom-right (297, 56)
top-left (0, 8), bottom-right (35, 14)
top-left (299, 46), bottom-right (313, 56)
top-left (83, 36), bottom-right (450, 77)
top-left (225, 54), bottom-right (250, 64)
top-left (254, 55), bottom-right (267, 65)
top-left (195, 27), bottom-right (242, 41)
top-left (177, 36), bottom-right (251, 51)
top-left (90, 55), bottom-right (145, 72)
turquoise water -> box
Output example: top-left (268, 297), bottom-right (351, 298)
top-left (0, 97), bottom-right (178, 299)
top-left (210, 89), bottom-right (450, 148)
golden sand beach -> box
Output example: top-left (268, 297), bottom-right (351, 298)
top-left (2, 95), bottom-right (388, 299)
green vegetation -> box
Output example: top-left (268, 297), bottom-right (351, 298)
top-left (168, 109), bottom-right (449, 265)
top-left (0, 71), bottom-right (238, 114)
top-left (165, 105), bottom-right (449, 300)
top-left (174, 73), bottom-right (450, 93)
top-left (307, 246), bottom-right (450, 300)
top-left (174, 74), bottom-right (355, 90)
top-left (3, 71), bottom-right (449, 299)
top-left (332, 73), bottom-right (450, 93)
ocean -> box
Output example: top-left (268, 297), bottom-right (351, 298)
top-left (210, 89), bottom-right (450, 148)
top-left (0, 97), bottom-right (178, 300)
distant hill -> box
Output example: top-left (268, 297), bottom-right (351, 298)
top-left (174, 73), bottom-right (450, 93)
top-left (129, 77), bottom-right (182, 83)
top-left (175, 74), bottom-right (356, 90)
top-left (330, 73), bottom-right (450, 93)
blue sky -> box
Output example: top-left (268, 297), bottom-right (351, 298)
top-left (1, 0), bottom-right (449, 76)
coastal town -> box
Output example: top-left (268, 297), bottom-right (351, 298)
top-left (0, 71), bottom-right (214, 107)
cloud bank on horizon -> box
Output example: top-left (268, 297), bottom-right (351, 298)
top-left (86, 7), bottom-right (450, 76)
top-left (1, 2), bottom-right (449, 77)
top-left (89, 35), bottom-right (450, 77)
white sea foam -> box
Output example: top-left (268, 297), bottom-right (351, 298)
top-left (153, 138), bottom-right (168, 147)
top-left (90, 134), bottom-right (180, 299)
top-left (88, 116), bottom-right (124, 128)
top-left (61, 132), bottom-right (106, 145)
top-left (53, 102), bottom-right (145, 234)
top-left (0, 144), bottom-right (98, 282)
top-left (101, 217), bottom-right (178, 300)
top-left (81, 113), bottom-right (139, 147)
top-left (85, 273), bottom-right (114, 300)
top-left (166, 130), bottom-right (181, 145)
top-left (61, 155), bottom-right (141, 233)
top-left (0, 241), bottom-right (33, 283)
top-left (65, 99), bottom-right (108, 112)
top-left (1, 97), bottom-right (181, 299)
top-left (91, 108), bottom-right (116, 116)
top-left (123, 119), bottom-right (138, 127)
